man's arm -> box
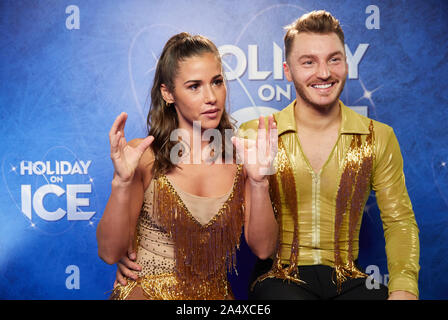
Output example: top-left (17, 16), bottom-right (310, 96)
top-left (372, 125), bottom-right (420, 299)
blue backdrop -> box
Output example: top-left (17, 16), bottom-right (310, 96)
top-left (1, 0), bottom-right (447, 299)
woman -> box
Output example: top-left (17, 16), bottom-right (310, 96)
top-left (96, 32), bottom-right (278, 300)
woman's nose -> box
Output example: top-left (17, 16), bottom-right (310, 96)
top-left (203, 85), bottom-right (217, 104)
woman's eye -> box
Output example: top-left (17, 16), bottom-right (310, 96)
top-left (189, 84), bottom-right (199, 90)
top-left (213, 79), bottom-right (223, 86)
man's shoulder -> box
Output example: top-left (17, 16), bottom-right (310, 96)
top-left (344, 105), bottom-right (394, 138)
top-left (239, 117), bottom-right (260, 132)
top-left (238, 103), bottom-right (292, 138)
top-left (238, 117), bottom-right (264, 139)
top-left (369, 117), bottom-right (395, 141)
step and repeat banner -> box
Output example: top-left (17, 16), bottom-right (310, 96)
top-left (1, 0), bottom-right (447, 299)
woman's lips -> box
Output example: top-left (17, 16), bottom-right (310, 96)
top-left (202, 108), bottom-right (220, 118)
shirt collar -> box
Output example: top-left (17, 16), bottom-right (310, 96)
top-left (275, 99), bottom-right (371, 136)
top-left (275, 100), bottom-right (297, 136)
top-left (339, 100), bottom-right (371, 135)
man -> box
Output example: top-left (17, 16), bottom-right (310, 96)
top-left (238, 10), bottom-right (419, 300)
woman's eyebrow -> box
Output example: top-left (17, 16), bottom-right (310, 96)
top-left (183, 79), bottom-right (201, 85)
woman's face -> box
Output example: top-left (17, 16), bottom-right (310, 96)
top-left (162, 52), bottom-right (227, 132)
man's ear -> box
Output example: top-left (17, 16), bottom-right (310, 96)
top-left (283, 61), bottom-right (293, 82)
top-left (160, 84), bottom-right (175, 104)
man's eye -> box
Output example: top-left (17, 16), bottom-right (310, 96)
top-left (303, 60), bottom-right (313, 65)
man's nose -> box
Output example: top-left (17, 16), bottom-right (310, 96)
top-left (316, 62), bottom-right (331, 79)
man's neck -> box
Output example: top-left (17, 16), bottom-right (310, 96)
top-left (294, 99), bottom-right (341, 132)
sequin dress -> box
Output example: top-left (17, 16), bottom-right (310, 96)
top-left (111, 165), bottom-right (245, 300)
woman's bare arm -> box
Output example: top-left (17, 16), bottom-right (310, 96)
top-left (96, 113), bottom-right (153, 264)
top-left (235, 115), bottom-right (278, 259)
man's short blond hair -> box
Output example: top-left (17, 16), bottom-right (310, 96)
top-left (284, 10), bottom-right (345, 61)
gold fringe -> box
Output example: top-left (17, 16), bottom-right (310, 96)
top-left (333, 121), bottom-right (375, 292)
top-left (250, 138), bottom-right (305, 290)
top-left (150, 164), bottom-right (245, 298)
top-left (111, 273), bottom-right (233, 300)
top-left (109, 280), bottom-right (138, 300)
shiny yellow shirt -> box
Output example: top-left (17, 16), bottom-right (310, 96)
top-left (239, 100), bottom-right (420, 297)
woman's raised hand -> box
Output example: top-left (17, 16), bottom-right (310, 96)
top-left (109, 112), bottom-right (154, 185)
top-left (232, 115), bottom-right (278, 183)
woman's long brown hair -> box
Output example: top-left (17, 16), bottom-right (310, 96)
top-left (147, 32), bottom-right (235, 177)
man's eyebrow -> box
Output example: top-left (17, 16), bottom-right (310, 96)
top-left (298, 54), bottom-right (315, 60)
top-left (328, 50), bottom-right (344, 57)
top-left (298, 51), bottom-right (344, 60)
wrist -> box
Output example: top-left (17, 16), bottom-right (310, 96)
top-left (111, 176), bottom-right (133, 189)
top-left (248, 177), bottom-right (269, 188)
top-left (388, 290), bottom-right (418, 300)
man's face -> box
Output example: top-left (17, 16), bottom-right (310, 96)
top-left (284, 32), bottom-right (348, 110)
